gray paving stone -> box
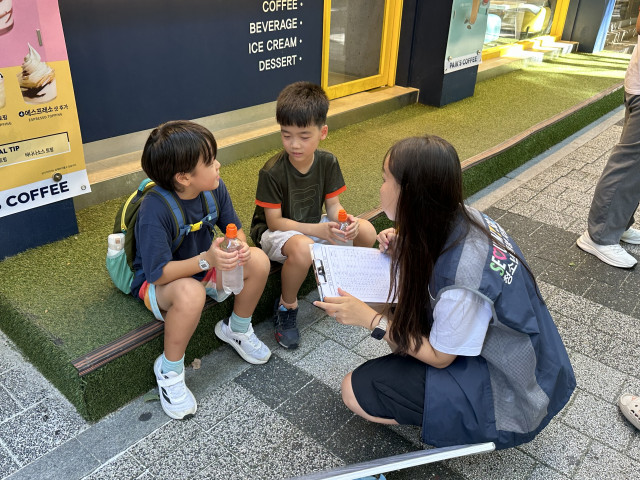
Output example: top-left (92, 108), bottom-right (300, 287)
top-left (602, 338), bottom-right (640, 379)
top-left (530, 207), bottom-right (577, 231)
top-left (558, 187), bottom-right (593, 209)
top-left (539, 183), bottom-right (567, 199)
top-left (563, 390), bottom-right (635, 452)
top-left (190, 447), bottom-right (252, 480)
top-left (352, 334), bottom-right (393, 360)
top-left (585, 128), bottom-right (622, 151)
top-left (276, 379), bottom-right (353, 442)
top-left (0, 386), bottom-right (22, 424)
top-left (82, 453), bottom-right (146, 480)
top-left (127, 417), bottom-right (205, 467)
top-left (510, 201), bottom-right (542, 218)
top-left (574, 253), bottom-right (632, 288)
top-left (482, 206), bottom-right (507, 221)
top-left (553, 176), bottom-right (594, 193)
top-left (253, 434), bottom-right (343, 480)
top-left (554, 315), bottom-right (612, 363)
top-left (325, 415), bottom-right (417, 465)
top-left (0, 398), bottom-right (86, 466)
top-left (212, 395), bottom-right (297, 458)
top-left (446, 445), bottom-right (536, 480)
top-left (569, 351), bottom-right (626, 403)
top-left (7, 438), bottom-right (99, 480)
top-left (0, 443), bottom-right (19, 479)
top-left (191, 382), bottom-right (251, 432)
top-left (143, 430), bottom-right (219, 480)
top-left (0, 369), bottom-right (48, 410)
top-left (518, 420), bottom-right (588, 476)
top-left (75, 394), bottom-right (169, 464)
top-left (545, 291), bottom-right (602, 322)
top-left (573, 442), bottom-right (640, 479)
top-left (592, 307), bottom-right (640, 347)
top-left (584, 280), bottom-right (640, 317)
top-left (493, 187), bottom-right (538, 210)
top-left (233, 354), bottom-right (313, 409)
top-left (295, 339), bottom-right (366, 392)
top-left (311, 316), bottom-right (370, 349)
top-left (537, 262), bottom-right (594, 296)
top-left (526, 464), bottom-right (568, 480)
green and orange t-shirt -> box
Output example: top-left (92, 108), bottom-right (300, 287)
top-left (250, 149), bottom-right (346, 246)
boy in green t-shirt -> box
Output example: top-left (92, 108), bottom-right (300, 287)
top-left (250, 81), bottom-right (376, 349)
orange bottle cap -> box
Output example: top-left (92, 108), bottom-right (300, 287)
top-left (338, 209), bottom-right (347, 222)
top-left (225, 223), bottom-right (238, 238)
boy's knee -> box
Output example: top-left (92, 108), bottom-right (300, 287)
top-left (247, 247), bottom-right (271, 275)
top-left (283, 236), bottom-right (313, 265)
top-left (170, 278), bottom-right (207, 310)
top-left (356, 219), bottom-right (377, 247)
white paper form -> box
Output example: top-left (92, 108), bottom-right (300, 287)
top-left (310, 244), bottom-right (395, 303)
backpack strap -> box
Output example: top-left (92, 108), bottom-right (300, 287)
top-left (150, 186), bottom-right (218, 253)
top-left (191, 190), bottom-right (219, 233)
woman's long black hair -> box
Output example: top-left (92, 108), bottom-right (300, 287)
top-left (385, 135), bottom-right (534, 355)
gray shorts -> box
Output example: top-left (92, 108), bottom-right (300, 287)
top-left (260, 215), bottom-right (332, 263)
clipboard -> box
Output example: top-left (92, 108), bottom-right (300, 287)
top-left (309, 244), bottom-right (395, 303)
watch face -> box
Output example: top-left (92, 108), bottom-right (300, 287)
top-left (199, 258), bottom-right (210, 270)
top-left (371, 327), bottom-right (385, 340)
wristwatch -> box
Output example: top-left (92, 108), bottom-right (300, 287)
top-left (198, 252), bottom-right (211, 271)
top-left (371, 316), bottom-right (388, 340)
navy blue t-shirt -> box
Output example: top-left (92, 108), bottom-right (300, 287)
top-left (130, 179), bottom-right (241, 298)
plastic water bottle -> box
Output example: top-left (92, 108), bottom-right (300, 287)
top-left (222, 223), bottom-right (244, 294)
top-left (337, 209), bottom-right (353, 246)
top-left (107, 233), bottom-right (125, 258)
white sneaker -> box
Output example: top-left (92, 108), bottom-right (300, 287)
top-left (153, 356), bottom-right (197, 420)
top-left (621, 228), bottom-right (640, 245)
top-left (576, 231), bottom-right (637, 268)
top-left (215, 319), bottom-right (271, 365)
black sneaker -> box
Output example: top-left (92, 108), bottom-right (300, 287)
top-left (273, 299), bottom-right (299, 349)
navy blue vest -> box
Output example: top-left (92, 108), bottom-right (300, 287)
top-left (422, 209), bottom-right (575, 449)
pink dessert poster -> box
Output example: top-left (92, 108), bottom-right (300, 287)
top-left (0, 0), bottom-right (68, 68)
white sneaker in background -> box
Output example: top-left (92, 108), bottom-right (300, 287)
top-left (621, 227), bottom-right (640, 245)
top-left (576, 231), bottom-right (637, 268)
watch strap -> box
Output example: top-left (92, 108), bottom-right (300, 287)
top-left (371, 316), bottom-right (388, 340)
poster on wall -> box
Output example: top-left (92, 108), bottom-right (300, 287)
top-left (0, 0), bottom-right (89, 218)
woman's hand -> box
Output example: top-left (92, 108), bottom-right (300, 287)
top-left (377, 228), bottom-right (397, 254)
top-left (313, 288), bottom-right (378, 329)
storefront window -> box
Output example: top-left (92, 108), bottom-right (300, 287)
top-left (604, 0), bottom-right (640, 52)
top-left (483, 1), bottom-right (555, 49)
top-left (328, 0), bottom-right (385, 86)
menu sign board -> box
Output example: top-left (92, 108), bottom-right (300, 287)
top-left (0, 0), bottom-right (89, 218)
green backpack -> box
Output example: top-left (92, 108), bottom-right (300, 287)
top-left (106, 178), bottom-right (219, 294)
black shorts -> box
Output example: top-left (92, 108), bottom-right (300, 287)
top-left (351, 353), bottom-right (426, 426)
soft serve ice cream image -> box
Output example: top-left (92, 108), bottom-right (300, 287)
top-left (0, 72), bottom-right (5, 109)
top-left (17, 44), bottom-right (57, 104)
top-left (0, 0), bottom-right (13, 35)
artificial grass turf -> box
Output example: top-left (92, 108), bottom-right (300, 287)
top-left (0, 51), bottom-right (629, 420)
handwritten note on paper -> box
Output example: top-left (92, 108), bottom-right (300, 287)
top-left (311, 244), bottom-right (395, 303)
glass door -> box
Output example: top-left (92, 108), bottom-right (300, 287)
top-left (322, 0), bottom-right (402, 99)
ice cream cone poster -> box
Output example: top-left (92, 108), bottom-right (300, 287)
top-left (0, 0), bottom-right (89, 218)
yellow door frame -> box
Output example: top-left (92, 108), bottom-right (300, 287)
top-left (481, 0), bottom-right (572, 61)
top-left (321, 0), bottom-right (403, 100)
